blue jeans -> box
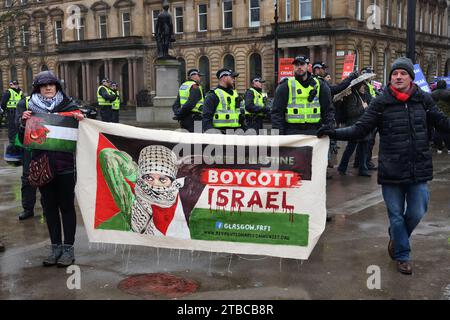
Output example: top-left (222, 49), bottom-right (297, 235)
top-left (381, 183), bottom-right (429, 262)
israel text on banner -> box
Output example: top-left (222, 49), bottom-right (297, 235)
top-left (23, 113), bottom-right (79, 153)
top-left (76, 120), bottom-right (329, 259)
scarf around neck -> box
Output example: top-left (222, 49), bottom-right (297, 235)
top-left (28, 91), bottom-right (64, 113)
top-left (389, 83), bottom-right (415, 102)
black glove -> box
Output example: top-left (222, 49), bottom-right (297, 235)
top-left (316, 125), bottom-right (336, 138)
top-left (349, 71), bottom-right (359, 79)
top-left (307, 88), bottom-right (317, 102)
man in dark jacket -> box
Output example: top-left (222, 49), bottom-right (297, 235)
top-left (172, 68), bottom-right (204, 132)
top-left (431, 80), bottom-right (450, 153)
top-left (271, 56), bottom-right (334, 135)
top-left (317, 57), bottom-right (450, 275)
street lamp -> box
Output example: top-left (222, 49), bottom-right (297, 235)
top-left (274, 0), bottom-right (279, 89)
top-left (406, 0), bottom-right (416, 63)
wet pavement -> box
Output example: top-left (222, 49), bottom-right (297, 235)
top-left (0, 111), bottom-right (449, 300)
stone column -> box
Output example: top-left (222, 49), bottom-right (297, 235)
top-left (132, 58), bottom-right (138, 104)
top-left (127, 58), bottom-right (134, 104)
top-left (308, 46), bottom-right (315, 63)
top-left (86, 61), bottom-right (92, 102)
top-left (81, 61), bottom-right (87, 101)
top-left (104, 60), bottom-right (109, 79)
top-left (108, 59), bottom-right (113, 81)
top-left (321, 46), bottom-right (328, 65)
top-left (64, 63), bottom-right (70, 96)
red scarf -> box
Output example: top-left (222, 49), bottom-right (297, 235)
top-left (151, 197), bottom-right (179, 235)
top-left (389, 83), bottom-right (415, 102)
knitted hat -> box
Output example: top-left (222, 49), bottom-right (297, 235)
top-left (389, 57), bottom-right (415, 80)
top-left (138, 145), bottom-right (178, 180)
top-left (32, 71), bottom-right (62, 93)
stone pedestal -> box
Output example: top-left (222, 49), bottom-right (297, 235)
top-left (137, 59), bottom-right (180, 124)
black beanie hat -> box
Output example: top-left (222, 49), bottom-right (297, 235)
top-left (32, 71), bottom-right (62, 93)
top-left (389, 57), bottom-right (415, 80)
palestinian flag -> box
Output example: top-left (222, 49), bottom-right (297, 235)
top-left (23, 113), bottom-right (79, 153)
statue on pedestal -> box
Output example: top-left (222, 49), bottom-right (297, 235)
top-left (155, 0), bottom-right (176, 59)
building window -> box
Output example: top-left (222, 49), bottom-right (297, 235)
top-left (5, 0), bottom-right (12, 7)
top-left (22, 25), bottom-right (30, 47)
top-left (10, 66), bottom-right (17, 82)
top-left (21, 0), bottom-right (28, 5)
top-left (437, 13), bottom-right (441, 36)
top-left (178, 57), bottom-right (186, 83)
top-left (122, 12), bottom-right (131, 36)
top-left (199, 56), bottom-right (210, 92)
top-left (299, 0), bottom-right (312, 20)
top-left (429, 10), bottom-right (433, 34)
top-left (223, 0), bottom-right (233, 29)
top-left (384, 0), bottom-right (390, 26)
top-left (6, 26), bottom-right (14, 48)
top-left (249, 53), bottom-right (262, 80)
top-left (355, 0), bottom-right (362, 20)
top-left (249, 0), bottom-right (260, 28)
top-left (285, 0), bottom-right (291, 21)
top-left (223, 54), bottom-right (235, 70)
top-left (419, 7), bottom-right (423, 32)
top-left (152, 10), bottom-right (160, 34)
top-left (38, 22), bottom-right (46, 46)
top-left (99, 15), bottom-right (107, 39)
top-left (41, 65), bottom-right (49, 71)
top-left (54, 20), bottom-right (62, 45)
top-left (321, 0), bottom-right (326, 18)
top-left (397, 1), bottom-right (402, 28)
top-left (198, 4), bottom-right (207, 32)
top-left (383, 49), bottom-right (389, 84)
top-left (76, 17), bottom-right (85, 41)
top-left (26, 65), bottom-right (33, 95)
top-left (370, 49), bottom-right (376, 73)
top-left (174, 7), bottom-right (183, 34)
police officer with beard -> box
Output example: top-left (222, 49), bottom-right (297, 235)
top-left (202, 68), bottom-right (241, 133)
top-left (244, 76), bottom-right (269, 132)
top-left (271, 56), bottom-right (334, 135)
top-left (172, 68), bottom-right (205, 132)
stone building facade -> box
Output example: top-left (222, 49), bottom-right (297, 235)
top-left (0, 0), bottom-right (448, 104)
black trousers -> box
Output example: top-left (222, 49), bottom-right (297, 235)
top-left (39, 173), bottom-right (77, 245)
top-left (112, 110), bottom-right (120, 123)
top-left (245, 116), bottom-right (264, 133)
top-left (434, 130), bottom-right (450, 150)
top-left (100, 106), bottom-right (113, 122)
top-left (21, 149), bottom-right (39, 214)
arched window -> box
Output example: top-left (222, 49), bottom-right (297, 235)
top-left (370, 48), bottom-right (377, 73)
top-left (354, 48), bottom-right (361, 72)
top-left (10, 66), bottom-right (17, 82)
top-left (41, 64), bottom-right (49, 71)
top-left (249, 52), bottom-right (262, 80)
top-left (199, 56), bottom-right (210, 91)
top-left (223, 54), bottom-right (235, 70)
top-left (383, 48), bottom-right (390, 85)
top-left (178, 57), bottom-right (186, 83)
top-left (26, 65), bottom-right (33, 94)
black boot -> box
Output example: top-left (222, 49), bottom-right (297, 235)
top-left (19, 211), bottom-right (34, 220)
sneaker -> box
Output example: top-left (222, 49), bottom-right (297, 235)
top-left (43, 244), bottom-right (62, 267)
top-left (57, 245), bottom-right (75, 268)
top-left (437, 150), bottom-right (443, 154)
top-left (396, 261), bottom-right (412, 275)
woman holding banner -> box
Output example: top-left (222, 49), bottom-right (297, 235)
top-left (16, 71), bottom-right (84, 268)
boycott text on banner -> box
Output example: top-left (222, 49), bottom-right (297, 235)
top-left (23, 113), bottom-right (79, 152)
top-left (76, 120), bottom-right (329, 259)
top-left (278, 58), bottom-right (294, 83)
top-left (341, 54), bottom-right (355, 80)
top-left (413, 64), bottom-right (431, 93)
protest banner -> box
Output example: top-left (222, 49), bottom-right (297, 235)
top-left (413, 64), bottom-right (431, 93)
top-left (278, 58), bottom-right (294, 83)
top-left (76, 120), bottom-right (329, 259)
top-left (341, 54), bottom-right (355, 80)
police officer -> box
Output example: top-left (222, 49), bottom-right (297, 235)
top-left (361, 66), bottom-right (378, 98)
top-left (1, 80), bottom-right (24, 161)
top-left (110, 81), bottom-right (121, 123)
top-left (271, 56), bottom-right (334, 136)
top-left (97, 78), bottom-right (117, 122)
top-left (313, 61), bottom-right (358, 96)
top-left (244, 76), bottom-right (269, 132)
top-left (202, 68), bottom-right (241, 133)
top-left (172, 68), bottom-right (205, 132)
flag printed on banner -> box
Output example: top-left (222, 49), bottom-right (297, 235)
top-left (76, 120), bottom-right (329, 259)
top-left (23, 113), bottom-right (79, 153)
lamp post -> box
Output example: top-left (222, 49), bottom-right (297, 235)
top-left (406, 0), bottom-right (416, 63)
top-left (274, 0), bottom-right (279, 88)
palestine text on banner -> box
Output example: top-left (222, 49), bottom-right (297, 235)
top-left (23, 113), bottom-right (79, 153)
top-left (75, 119), bottom-right (329, 260)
